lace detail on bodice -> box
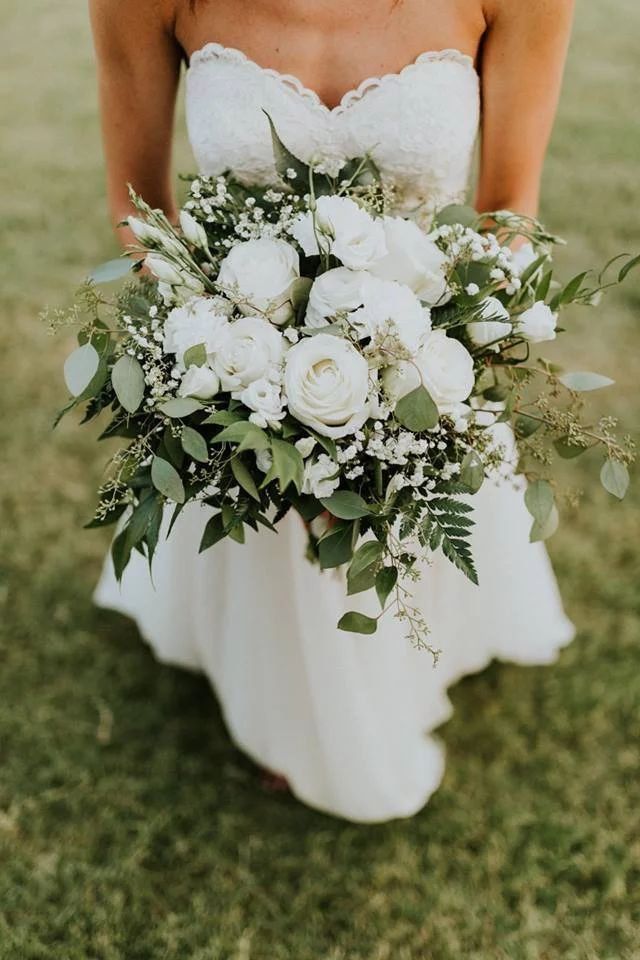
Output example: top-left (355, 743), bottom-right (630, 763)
top-left (186, 42), bottom-right (480, 224)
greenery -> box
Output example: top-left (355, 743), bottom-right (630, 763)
top-left (1, 0), bottom-right (639, 956)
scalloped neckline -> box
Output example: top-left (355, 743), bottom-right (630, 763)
top-left (188, 41), bottom-right (477, 116)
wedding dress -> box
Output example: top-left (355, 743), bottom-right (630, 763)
top-left (94, 43), bottom-right (575, 822)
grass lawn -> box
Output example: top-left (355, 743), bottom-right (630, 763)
top-left (0, 1), bottom-right (639, 957)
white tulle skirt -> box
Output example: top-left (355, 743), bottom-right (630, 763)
top-left (94, 440), bottom-right (574, 823)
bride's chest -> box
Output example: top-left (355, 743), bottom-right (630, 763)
top-left (185, 43), bottom-right (480, 221)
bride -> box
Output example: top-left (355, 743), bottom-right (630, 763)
top-left (89, 0), bottom-right (576, 822)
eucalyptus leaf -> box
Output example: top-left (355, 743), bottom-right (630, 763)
top-left (263, 111), bottom-right (310, 189)
top-left (199, 513), bottom-right (226, 552)
top-left (337, 611), bottom-right (378, 635)
top-left (160, 397), bottom-right (204, 417)
top-left (559, 372), bottom-right (615, 392)
top-left (64, 343), bottom-right (100, 397)
top-left (554, 436), bottom-right (588, 459)
top-left (619, 253), bottom-right (640, 283)
top-left (346, 564), bottom-right (378, 596)
top-left (89, 258), bottom-right (133, 284)
top-left (151, 456), bottom-right (186, 503)
top-left (183, 343), bottom-right (207, 368)
top-left (524, 479), bottom-right (554, 525)
top-left (320, 490), bottom-right (372, 520)
top-left (530, 503), bottom-right (559, 543)
top-left (600, 459), bottom-right (629, 500)
top-left (181, 426), bottom-right (209, 463)
top-left (202, 409), bottom-right (244, 427)
top-left (515, 414), bottom-right (542, 439)
top-left (111, 354), bottom-right (145, 413)
top-left (435, 204), bottom-right (478, 228)
top-left (459, 450), bottom-right (484, 494)
top-left (395, 386), bottom-right (439, 432)
top-left (348, 540), bottom-right (384, 581)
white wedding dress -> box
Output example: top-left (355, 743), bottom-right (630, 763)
top-left (94, 43), bottom-right (575, 822)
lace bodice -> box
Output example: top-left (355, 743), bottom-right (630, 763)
top-left (186, 42), bottom-right (480, 223)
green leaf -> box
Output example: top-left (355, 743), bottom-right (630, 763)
top-left (515, 414), bottom-right (542, 439)
top-left (89, 258), bottom-right (133, 284)
top-left (557, 270), bottom-right (589, 306)
top-left (183, 343), bottom-right (207, 368)
top-left (346, 563), bottom-right (378, 596)
top-left (375, 566), bottom-right (398, 608)
top-left (554, 436), bottom-right (588, 459)
top-left (163, 426), bottom-right (185, 468)
top-left (231, 456), bottom-right (261, 502)
top-left (202, 409), bottom-right (244, 427)
top-left (348, 540), bottom-right (384, 581)
top-left (199, 513), bottom-right (226, 552)
top-left (181, 426), bottom-right (209, 463)
top-left (111, 354), bottom-right (145, 413)
top-left (160, 397), bottom-right (204, 417)
top-left (435, 204), bottom-right (478, 228)
top-left (318, 521), bottom-right (356, 569)
top-left (530, 503), bottom-right (559, 543)
top-left (151, 456), bottom-right (186, 503)
top-left (265, 438), bottom-right (304, 494)
top-left (459, 450), bottom-right (484, 493)
top-left (524, 479), bottom-right (554, 525)
top-left (320, 490), bottom-right (372, 520)
top-left (600, 459), bottom-right (629, 500)
top-left (111, 528), bottom-right (132, 581)
top-left (337, 611), bottom-right (379, 635)
top-left (263, 111), bottom-right (310, 189)
top-left (559, 371), bottom-right (615, 392)
top-left (64, 343), bottom-right (100, 397)
top-left (290, 277), bottom-right (313, 310)
top-left (212, 420), bottom-right (270, 452)
top-left (394, 386), bottom-right (439, 432)
top-left (518, 253), bottom-right (548, 285)
top-left (618, 253), bottom-right (640, 283)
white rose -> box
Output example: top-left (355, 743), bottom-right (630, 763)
top-left (516, 301), bottom-right (557, 343)
top-left (511, 242), bottom-right (538, 276)
top-left (305, 268), bottom-right (365, 328)
top-left (370, 216), bottom-right (450, 305)
top-left (163, 296), bottom-right (230, 366)
top-left (179, 210), bottom-right (208, 249)
top-left (213, 316), bottom-right (285, 392)
top-left (348, 274), bottom-right (431, 354)
top-left (466, 296), bottom-right (513, 349)
top-left (177, 364), bottom-right (219, 400)
top-left (302, 454), bottom-right (340, 499)
top-left (383, 329), bottom-right (475, 412)
top-left (294, 436), bottom-right (317, 458)
top-left (239, 378), bottom-right (286, 428)
top-left (290, 196), bottom-right (386, 270)
top-left (217, 237), bottom-right (300, 324)
top-left (284, 333), bottom-right (370, 438)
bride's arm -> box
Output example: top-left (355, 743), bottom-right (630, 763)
top-left (475, 0), bottom-right (575, 217)
top-left (89, 0), bottom-right (182, 248)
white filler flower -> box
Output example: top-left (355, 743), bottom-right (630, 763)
top-left (516, 301), bottom-right (557, 342)
top-left (291, 196), bottom-right (386, 270)
top-left (217, 237), bottom-right (300, 324)
top-left (213, 316), bottom-right (286, 392)
top-left (466, 296), bottom-right (513, 349)
top-left (348, 274), bottom-right (432, 354)
top-left (383, 330), bottom-right (475, 413)
top-left (284, 333), bottom-right (370, 438)
top-left (370, 216), bottom-right (450, 305)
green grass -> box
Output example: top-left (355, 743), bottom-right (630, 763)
top-left (1, 1), bottom-right (639, 957)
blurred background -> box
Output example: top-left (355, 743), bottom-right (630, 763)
top-left (0, 1), bottom-right (639, 957)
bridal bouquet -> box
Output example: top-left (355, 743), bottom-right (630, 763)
top-left (53, 121), bottom-right (636, 649)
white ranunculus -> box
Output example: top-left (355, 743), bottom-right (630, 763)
top-left (284, 333), bottom-right (370, 438)
top-left (179, 210), bottom-right (208, 249)
top-left (217, 237), bottom-right (300, 324)
top-left (466, 296), bottom-right (513, 349)
top-left (348, 274), bottom-right (431, 354)
top-left (163, 296), bottom-right (230, 365)
top-left (302, 454), bottom-right (340, 499)
top-left (177, 364), bottom-right (219, 400)
top-left (369, 216), bottom-right (450, 305)
top-left (516, 301), bottom-right (557, 343)
top-left (239, 378), bottom-right (286, 428)
top-left (290, 195), bottom-right (386, 270)
top-left (383, 329), bottom-right (475, 412)
top-left (213, 316), bottom-right (286, 392)
top-left (305, 268), bottom-right (365, 328)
